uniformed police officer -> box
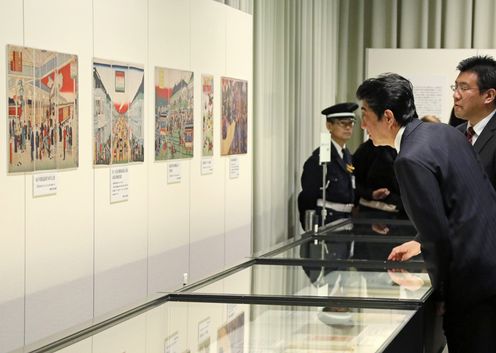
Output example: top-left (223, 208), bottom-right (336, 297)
top-left (297, 102), bottom-right (358, 229)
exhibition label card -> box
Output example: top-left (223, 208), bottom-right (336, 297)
top-left (227, 303), bottom-right (238, 321)
top-left (229, 156), bottom-right (239, 179)
top-left (168, 162), bottom-right (182, 183)
top-left (33, 173), bottom-right (57, 197)
top-left (198, 317), bottom-right (211, 344)
top-left (164, 332), bottom-right (179, 353)
top-left (110, 166), bottom-right (129, 203)
top-left (201, 158), bottom-right (214, 175)
top-left (319, 132), bottom-right (331, 164)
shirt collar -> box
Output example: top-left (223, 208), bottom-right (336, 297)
top-left (394, 126), bottom-right (407, 153)
top-left (331, 139), bottom-right (344, 159)
top-left (470, 108), bottom-right (496, 136)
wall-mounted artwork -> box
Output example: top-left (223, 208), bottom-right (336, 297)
top-left (221, 77), bottom-right (247, 156)
top-left (155, 67), bottom-right (194, 160)
top-left (202, 75), bottom-right (214, 156)
top-left (7, 45), bottom-right (79, 173)
top-left (93, 59), bottom-right (144, 165)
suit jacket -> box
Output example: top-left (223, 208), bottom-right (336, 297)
top-left (457, 112), bottom-right (496, 189)
top-left (298, 144), bottom-right (354, 227)
top-left (394, 119), bottom-right (496, 311)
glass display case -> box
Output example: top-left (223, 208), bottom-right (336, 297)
top-left (10, 219), bottom-right (442, 353)
top-left (15, 299), bottom-right (421, 353)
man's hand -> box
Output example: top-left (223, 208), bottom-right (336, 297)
top-left (388, 240), bottom-right (421, 261)
top-left (372, 188), bottom-right (390, 200)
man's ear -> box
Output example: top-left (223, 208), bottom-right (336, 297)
top-left (325, 121), bottom-right (333, 132)
top-left (383, 109), bottom-right (397, 128)
top-left (484, 88), bottom-right (496, 105)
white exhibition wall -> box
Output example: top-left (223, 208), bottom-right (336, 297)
top-left (366, 48), bottom-right (496, 123)
top-left (0, 0), bottom-right (253, 351)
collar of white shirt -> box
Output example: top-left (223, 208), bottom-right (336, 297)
top-left (469, 108), bottom-right (496, 143)
top-left (394, 125), bottom-right (407, 153)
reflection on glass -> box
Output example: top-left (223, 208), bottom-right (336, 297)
top-left (273, 239), bottom-right (423, 262)
top-left (188, 264), bottom-right (431, 301)
top-left (321, 220), bottom-right (417, 238)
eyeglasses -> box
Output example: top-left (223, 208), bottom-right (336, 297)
top-left (450, 84), bottom-right (479, 93)
top-left (332, 120), bottom-right (355, 128)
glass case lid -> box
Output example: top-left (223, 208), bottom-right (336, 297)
top-left (178, 263), bottom-right (432, 304)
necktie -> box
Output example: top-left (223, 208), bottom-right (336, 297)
top-left (342, 148), bottom-right (351, 165)
top-left (466, 126), bottom-right (475, 144)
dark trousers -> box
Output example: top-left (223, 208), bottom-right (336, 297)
top-left (444, 295), bottom-right (496, 353)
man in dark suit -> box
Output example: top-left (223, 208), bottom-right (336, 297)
top-left (297, 103), bottom-right (357, 229)
top-left (357, 73), bottom-right (496, 352)
top-left (389, 56), bottom-right (496, 267)
top-left (454, 55), bottom-right (496, 187)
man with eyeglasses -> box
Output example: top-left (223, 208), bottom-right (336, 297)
top-left (452, 55), bottom-right (496, 187)
top-left (297, 102), bottom-right (357, 229)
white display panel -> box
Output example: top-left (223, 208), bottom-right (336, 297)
top-left (23, 0), bottom-right (94, 344)
top-left (0, 0), bottom-right (253, 350)
top-left (366, 48), bottom-right (496, 123)
top-left (224, 8), bottom-right (253, 267)
top-left (92, 0), bottom-right (149, 317)
top-left (0, 2), bottom-right (25, 352)
top-left (188, 0), bottom-right (229, 284)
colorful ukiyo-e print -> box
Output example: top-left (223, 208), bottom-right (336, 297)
top-left (7, 45), bottom-right (79, 173)
top-left (93, 59), bottom-right (144, 165)
top-left (155, 67), bottom-right (194, 160)
top-left (202, 75), bottom-right (214, 156)
top-left (221, 77), bottom-right (247, 156)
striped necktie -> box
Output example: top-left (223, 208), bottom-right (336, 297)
top-left (466, 126), bottom-right (475, 144)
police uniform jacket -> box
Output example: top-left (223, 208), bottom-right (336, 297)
top-left (298, 143), bottom-right (354, 227)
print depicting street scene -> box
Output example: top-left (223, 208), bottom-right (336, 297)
top-left (155, 67), bottom-right (194, 160)
top-left (7, 45), bottom-right (78, 173)
top-left (220, 77), bottom-right (247, 156)
top-left (202, 75), bottom-right (214, 156)
top-left (93, 59), bottom-right (144, 165)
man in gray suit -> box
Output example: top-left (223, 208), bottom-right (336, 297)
top-left (357, 73), bottom-right (496, 352)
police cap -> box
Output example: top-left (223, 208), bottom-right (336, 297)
top-left (321, 102), bottom-right (358, 121)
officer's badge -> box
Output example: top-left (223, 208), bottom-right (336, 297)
top-left (346, 163), bottom-right (354, 173)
